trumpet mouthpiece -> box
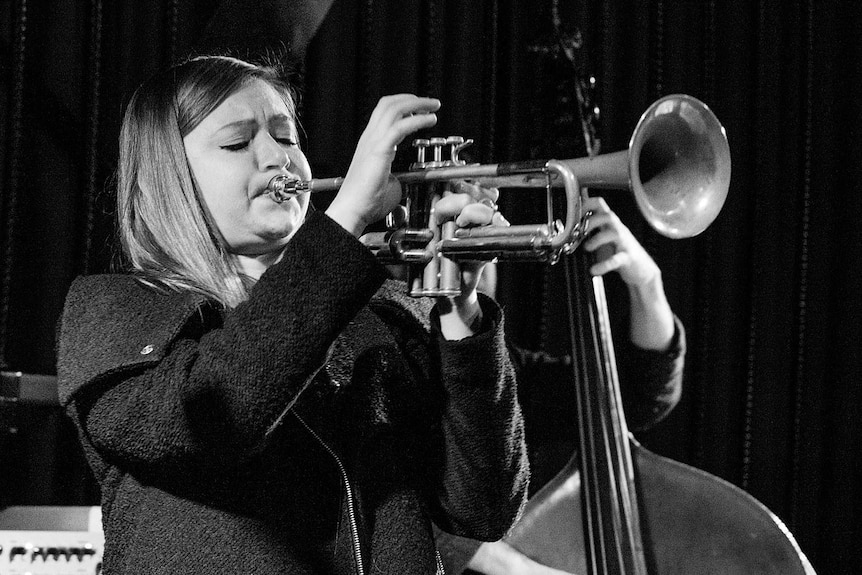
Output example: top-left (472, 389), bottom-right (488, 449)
top-left (266, 175), bottom-right (303, 203)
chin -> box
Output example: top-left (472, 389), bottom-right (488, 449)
top-left (235, 232), bottom-right (293, 259)
top-left (260, 221), bottom-right (301, 243)
top-left (260, 203), bottom-right (306, 229)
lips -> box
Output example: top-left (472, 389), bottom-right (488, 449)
top-left (253, 179), bottom-right (285, 200)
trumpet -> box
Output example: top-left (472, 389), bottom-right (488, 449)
top-left (267, 94), bottom-right (731, 297)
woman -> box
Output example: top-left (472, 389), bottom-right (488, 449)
top-left (56, 55), bottom-right (528, 574)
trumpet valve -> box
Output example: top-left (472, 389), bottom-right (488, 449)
top-left (427, 137), bottom-right (448, 168)
top-left (411, 139), bottom-right (430, 170)
top-left (410, 136), bottom-right (474, 170)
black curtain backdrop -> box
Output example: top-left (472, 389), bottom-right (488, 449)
top-left (1, 1), bottom-right (859, 573)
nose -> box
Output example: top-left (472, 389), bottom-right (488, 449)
top-left (257, 133), bottom-right (291, 171)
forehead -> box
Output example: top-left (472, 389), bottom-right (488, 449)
top-left (204, 78), bottom-right (295, 128)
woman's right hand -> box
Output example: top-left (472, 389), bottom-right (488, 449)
top-left (467, 541), bottom-right (577, 575)
top-left (326, 94), bottom-right (441, 237)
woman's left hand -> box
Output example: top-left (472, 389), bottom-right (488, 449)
top-left (433, 181), bottom-right (508, 339)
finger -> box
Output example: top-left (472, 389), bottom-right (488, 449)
top-left (491, 210), bottom-right (509, 226)
top-left (369, 94), bottom-right (441, 120)
top-left (434, 192), bottom-right (474, 222)
top-left (454, 202), bottom-right (497, 227)
top-left (361, 96), bottom-right (440, 148)
top-left (582, 228), bottom-right (618, 252)
top-left (392, 112), bottom-right (438, 140)
top-left (368, 95), bottom-right (441, 131)
top-left (435, 187), bottom-right (504, 226)
top-left (590, 250), bottom-right (631, 276)
top-left (581, 210), bottom-right (614, 235)
top-left (451, 181), bottom-right (500, 206)
top-left (484, 186), bottom-right (500, 204)
top-left (451, 180), bottom-right (482, 199)
top-left (476, 196), bottom-right (498, 210)
top-left (581, 195), bottom-right (611, 214)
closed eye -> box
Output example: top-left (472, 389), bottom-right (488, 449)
top-left (221, 141), bottom-right (250, 151)
top-left (220, 136), bottom-right (296, 151)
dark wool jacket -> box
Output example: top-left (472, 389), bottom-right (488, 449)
top-left (436, 309), bottom-right (686, 574)
top-left (56, 212), bottom-right (529, 575)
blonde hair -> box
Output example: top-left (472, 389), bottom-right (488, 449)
top-left (116, 56), bottom-right (297, 308)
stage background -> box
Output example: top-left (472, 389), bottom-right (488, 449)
top-left (1, 1), bottom-right (859, 573)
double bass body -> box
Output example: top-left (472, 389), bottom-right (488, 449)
top-left (505, 439), bottom-right (816, 574)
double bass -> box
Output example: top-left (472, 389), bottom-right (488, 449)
top-left (503, 246), bottom-right (818, 573)
top-left (503, 17), bottom-right (817, 575)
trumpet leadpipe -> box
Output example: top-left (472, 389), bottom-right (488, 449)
top-left (267, 155), bottom-right (624, 200)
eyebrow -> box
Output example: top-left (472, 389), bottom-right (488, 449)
top-left (215, 114), bottom-right (295, 135)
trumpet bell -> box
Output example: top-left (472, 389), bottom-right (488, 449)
top-left (629, 94), bottom-right (731, 238)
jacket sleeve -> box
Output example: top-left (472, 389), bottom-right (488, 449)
top-left (57, 212), bottom-right (389, 476)
top-left (431, 316), bottom-right (683, 574)
top-left (428, 293), bottom-right (530, 542)
top-left (511, 313), bottom-right (685, 454)
top-left (616, 314), bottom-right (686, 432)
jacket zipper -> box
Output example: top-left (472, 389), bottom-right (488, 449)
top-left (294, 413), bottom-right (447, 575)
top-left (294, 412), bottom-right (365, 575)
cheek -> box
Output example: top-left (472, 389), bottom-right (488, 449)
top-left (290, 148), bottom-right (313, 181)
top-left (195, 171), bottom-right (250, 235)
top-left (190, 155), bottom-right (227, 200)
top-left (297, 193), bottom-right (311, 217)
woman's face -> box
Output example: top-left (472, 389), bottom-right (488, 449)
top-left (183, 78), bottom-right (312, 257)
